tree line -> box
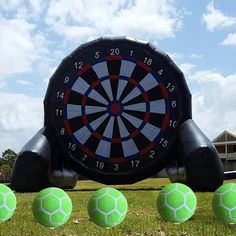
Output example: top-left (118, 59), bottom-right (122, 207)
top-left (0, 149), bottom-right (17, 180)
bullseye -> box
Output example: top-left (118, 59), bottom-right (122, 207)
top-left (108, 100), bottom-right (123, 116)
top-left (111, 103), bottom-right (121, 113)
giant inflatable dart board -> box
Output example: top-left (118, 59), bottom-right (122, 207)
top-left (11, 37), bottom-right (224, 192)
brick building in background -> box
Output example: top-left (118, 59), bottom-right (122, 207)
top-left (213, 131), bottom-right (236, 171)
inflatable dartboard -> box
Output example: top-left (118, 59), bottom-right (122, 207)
top-left (11, 37), bottom-right (224, 192)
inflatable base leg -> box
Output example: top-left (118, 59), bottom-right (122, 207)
top-left (11, 128), bottom-right (51, 192)
top-left (167, 119), bottom-right (224, 191)
top-left (50, 169), bottom-right (78, 189)
top-left (11, 128), bottom-right (78, 192)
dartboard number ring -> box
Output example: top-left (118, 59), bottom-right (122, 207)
top-left (51, 39), bottom-right (181, 178)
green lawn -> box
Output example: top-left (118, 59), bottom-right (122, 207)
top-left (1, 178), bottom-right (236, 236)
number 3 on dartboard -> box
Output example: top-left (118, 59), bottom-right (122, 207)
top-left (113, 164), bottom-right (119, 171)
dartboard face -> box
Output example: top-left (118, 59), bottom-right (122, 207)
top-left (48, 37), bottom-right (185, 183)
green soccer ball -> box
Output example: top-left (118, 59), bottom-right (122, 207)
top-left (87, 187), bottom-right (128, 228)
top-left (212, 183), bottom-right (236, 224)
top-left (0, 184), bottom-right (17, 224)
top-left (157, 183), bottom-right (197, 223)
top-left (32, 187), bottom-right (72, 228)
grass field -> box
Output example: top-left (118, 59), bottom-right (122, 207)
top-left (1, 178), bottom-right (236, 236)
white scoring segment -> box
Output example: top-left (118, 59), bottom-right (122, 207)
top-left (150, 100), bottom-right (166, 114)
top-left (122, 112), bottom-right (160, 141)
top-left (67, 104), bottom-right (82, 119)
top-left (139, 73), bottom-right (159, 91)
top-left (72, 77), bottom-right (89, 94)
top-left (122, 87), bottom-right (140, 104)
top-left (101, 80), bottom-right (113, 101)
top-left (116, 79), bottom-right (128, 100)
top-left (122, 139), bottom-right (139, 157)
top-left (89, 113), bottom-right (109, 131)
top-left (124, 102), bottom-right (146, 112)
top-left (73, 126), bottom-right (91, 145)
top-left (85, 106), bottom-right (107, 115)
top-left (67, 105), bottom-right (107, 120)
top-left (121, 73), bottom-right (159, 104)
top-left (117, 116), bottom-right (130, 138)
top-left (72, 77), bottom-right (108, 105)
top-left (141, 123), bottom-right (160, 142)
top-left (96, 116), bottom-right (114, 158)
top-left (120, 60), bottom-right (136, 77)
top-left (124, 99), bottom-right (166, 114)
top-left (103, 117), bottom-right (115, 139)
top-left (122, 112), bottom-right (143, 128)
top-left (87, 89), bottom-right (108, 105)
top-left (96, 140), bottom-right (111, 158)
top-left (92, 61), bottom-right (109, 78)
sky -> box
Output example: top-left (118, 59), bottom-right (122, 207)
top-left (0, 0), bottom-right (236, 154)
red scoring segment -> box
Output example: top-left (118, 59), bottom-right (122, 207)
top-left (111, 103), bottom-right (121, 113)
top-left (64, 120), bottom-right (72, 136)
top-left (136, 60), bottom-right (152, 72)
top-left (78, 64), bottom-right (91, 76)
top-left (64, 89), bottom-right (71, 104)
top-left (161, 115), bottom-right (169, 130)
top-left (106, 55), bottom-right (122, 61)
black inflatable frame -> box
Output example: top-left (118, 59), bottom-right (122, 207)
top-left (11, 37), bottom-right (224, 192)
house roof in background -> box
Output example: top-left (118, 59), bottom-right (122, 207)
top-left (213, 131), bottom-right (236, 143)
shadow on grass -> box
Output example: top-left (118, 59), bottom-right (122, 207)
top-left (66, 187), bottom-right (163, 192)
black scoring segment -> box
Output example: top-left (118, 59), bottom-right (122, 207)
top-left (67, 90), bottom-right (83, 105)
top-left (107, 60), bottom-right (121, 75)
top-left (130, 64), bottom-right (147, 83)
top-left (80, 67), bottom-right (99, 85)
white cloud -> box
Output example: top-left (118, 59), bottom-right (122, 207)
top-left (28, 0), bottom-right (41, 15)
top-left (17, 80), bottom-right (33, 86)
top-left (0, 16), bottom-right (35, 76)
top-left (0, 0), bottom-right (21, 11)
top-left (185, 69), bottom-right (236, 140)
top-left (45, 0), bottom-right (184, 42)
top-left (189, 53), bottom-right (203, 59)
top-left (202, 1), bottom-right (236, 32)
top-left (110, 0), bottom-right (183, 39)
top-left (221, 33), bottom-right (236, 46)
top-left (179, 63), bottom-right (196, 76)
top-left (0, 11), bottom-right (54, 90)
top-left (0, 93), bottom-right (43, 153)
top-left (0, 0), bottom-right (45, 17)
top-left (166, 52), bottom-right (184, 62)
top-left (0, 15), bottom-right (47, 78)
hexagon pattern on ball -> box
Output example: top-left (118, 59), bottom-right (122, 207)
top-left (87, 187), bottom-right (128, 228)
top-left (212, 183), bottom-right (236, 224)
top-left (0, 184), bottom-right (17, 224)
top-left (157, 183), bottom-right (197, 223)
top-left (32, 187), bottom-right (72, 228)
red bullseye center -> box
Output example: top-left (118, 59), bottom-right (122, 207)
top-left (111, 103), bottom-right (121, 113)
